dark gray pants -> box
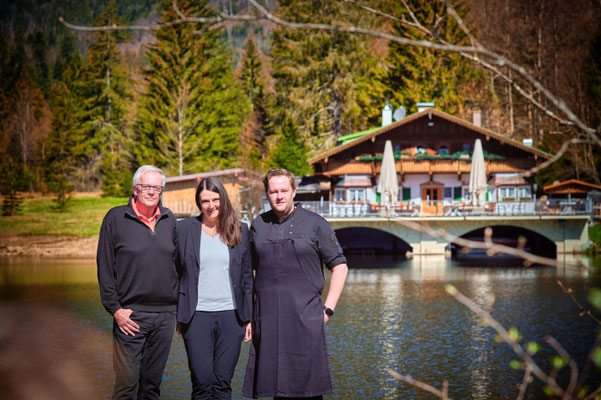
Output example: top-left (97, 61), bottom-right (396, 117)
top-left (182, 310), bottom-right (245, 400)
top-left (112, 310), bottom-right (176, 400)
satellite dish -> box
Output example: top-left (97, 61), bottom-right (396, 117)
top-left (393, 106), bottom-right (406, 122)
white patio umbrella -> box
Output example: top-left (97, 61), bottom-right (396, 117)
top-left (377, 140), bottom-right (399, 208)
top-left (469, 138), bottom-right (487, 206)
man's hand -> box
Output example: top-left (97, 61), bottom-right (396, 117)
top-left (114, 308), bottom-right (140, 336)
top-left (244, 323), bottom-right (252, 342)
top-left (323, 311), bottom-right (330, 324)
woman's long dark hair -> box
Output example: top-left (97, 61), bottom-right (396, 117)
top-left (195, 177), bottom-right (241, 246)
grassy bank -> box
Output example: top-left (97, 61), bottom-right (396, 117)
top-left (590, 223), bottom-right (601, 249)
top-left (0, 196), bottom-right (127, 237)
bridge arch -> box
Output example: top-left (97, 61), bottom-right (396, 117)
top-left (335, 227), bottom-right (412, 256)
top-left (452, 224), bottom-right (557, 260)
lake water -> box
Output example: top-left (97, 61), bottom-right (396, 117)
top-left (0, 256), bottom-right (600, 399)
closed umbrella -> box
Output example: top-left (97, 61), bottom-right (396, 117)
top-left (377, 140), bottom-right (399, 209)
top-left (469, 138), bottom-right (487, 206)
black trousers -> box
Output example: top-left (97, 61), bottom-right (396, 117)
top-left (112, 310), bottom-right (176, 400)
top-left (182, 310), bottom-right (245, 400)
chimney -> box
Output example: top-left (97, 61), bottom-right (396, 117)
top-left (472, 108), bottom-right (481, 127)
top-left (382, 100), bottom-right (392, 127)
top-left (522, 138), bottom-right (533, 147)
top-left (417, 102), bottom-right (435, 113)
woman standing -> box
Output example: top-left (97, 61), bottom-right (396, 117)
top-left (176, 177), bottom-right (253, 400)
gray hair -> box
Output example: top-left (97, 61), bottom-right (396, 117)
top-left (132, 165), bottom-right (166, 189)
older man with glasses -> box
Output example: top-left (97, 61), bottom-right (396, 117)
top-left (97, 165), bottom-right (179, 400)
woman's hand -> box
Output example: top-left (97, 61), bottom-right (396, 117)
top-left (244, 323), bottom-right (252, 342)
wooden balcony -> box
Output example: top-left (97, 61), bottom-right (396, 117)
top-left (321, 158), bottom-right (534, 176)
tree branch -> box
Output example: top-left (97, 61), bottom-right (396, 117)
top-left (516, 365), bottom-right (532, 400)
top-left (246, 0), bottom-right (600, 145)
top-left (386, 369), bottom-right (453, 400)
top-left (444, 284), bottom-right (565, 397)
top-left (557, 280), bottom-right (601, 326)
top-left (545, 335), bottom-right (579, 399)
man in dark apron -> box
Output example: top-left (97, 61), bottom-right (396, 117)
top-left (243, 169), bottom-right (348, 400)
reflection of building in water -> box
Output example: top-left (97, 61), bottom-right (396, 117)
top-left (467, 273), bottom-right (495, 398)
top-left (411, 255), bottom-right (449, 281)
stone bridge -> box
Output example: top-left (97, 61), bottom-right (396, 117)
top-left (326, 214), bottom-right (590, 256)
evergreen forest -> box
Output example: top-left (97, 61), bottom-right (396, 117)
top-left (1, 0), bottom-right (600, 213)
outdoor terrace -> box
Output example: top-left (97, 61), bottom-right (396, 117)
top-left (288, 199), bottom-right (595, 218)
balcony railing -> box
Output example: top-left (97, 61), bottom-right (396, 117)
top-left (270, 199), bottom-right (594, 218)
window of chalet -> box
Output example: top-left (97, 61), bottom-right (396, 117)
top-left (402, 187), bottom-right (411, 201)
top-left (499, 186), bottom-right (516, 201)
top-left (453, 187), bottom-right (462, 201)
top-left (463, 143), bottom-right (472, 153)
top-left (348, 188), bottom-right (366, 202)
top-left (438, 147), bottom-right (449, 155)
top-left (444, 187), bottom-right (452, 198)
top-left (416, 147), bottom-right (426, 155)
top-left (334, 189), bottom-right (346, 202)
top-left (518, 186), bottom-right (532, 200)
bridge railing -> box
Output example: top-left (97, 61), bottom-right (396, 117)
top-left (267, 199), bottom-right (594, 218)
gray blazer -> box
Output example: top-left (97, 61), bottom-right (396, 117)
top-left (176, 216), bottom-right (253, 324)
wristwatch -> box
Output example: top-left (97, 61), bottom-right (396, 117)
top-left (324, 306), bottom-right (334, 317)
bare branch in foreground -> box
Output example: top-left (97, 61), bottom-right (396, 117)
top-left (386, 369), bottom-right (453, 400)
top-left (520, 138), bottom-right (592, 178)
top-left (59, 0), bottom-right (601, 145)
top-left (557, 280), bottom-right (601, 326)
top-left (545, 336), bottom-right (579, 399)
top-left (516, 366), bottom-right (532, 400)
top-left (58, 1), bottom-right (263, 32)
top-left (444, 284), bottom-right (565, 397)
top-left (583, 380), bottom-right (601, 400)
top-left (246, 0), bottom-right (600, 145)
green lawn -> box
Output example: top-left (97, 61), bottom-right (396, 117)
top-left (0, 196), bottom-right (128, 237)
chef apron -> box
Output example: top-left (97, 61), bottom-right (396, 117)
top-left (243, 238), bottom-right (332, 398)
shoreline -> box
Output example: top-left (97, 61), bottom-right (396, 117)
top-left (0, 235), bottom-right (99, 258)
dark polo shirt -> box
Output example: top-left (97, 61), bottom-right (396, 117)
top-left (97, 196), bottom-right (178, 315)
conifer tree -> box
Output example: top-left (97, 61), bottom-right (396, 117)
top-left (135, 0), bottom-right (248, 176)
top-left (0, 155), bottom-right (26, 216)
top-left (270, 0), bottom-right (386, 156)
top-left (44, 53), bottom-right (87, 211)
top-left (385, 0), bottom-right (482, 115)
top-left (268, 118), bottom-right (311, 176)
top-left (82, 0), bottom-right (133, 194)
top-left (239, 33), bottom-right (269, 170)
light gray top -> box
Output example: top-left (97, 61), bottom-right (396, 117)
top-left (196, 232), bottom-right (235, 311)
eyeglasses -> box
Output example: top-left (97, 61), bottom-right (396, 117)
top-left (136, 184), bottom-right (164, 193)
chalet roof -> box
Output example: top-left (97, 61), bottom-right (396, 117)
top-left (543, 179), bottom-right (601, 194)
top-left (335, 176), bottom-right (374, 187)
top-left (488, 175), bottom-right (528, 186)
top-left (308, 108), bottom-right (552, 164)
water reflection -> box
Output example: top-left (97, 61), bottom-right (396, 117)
top-left (0, 256), bottom-right (600, 399)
